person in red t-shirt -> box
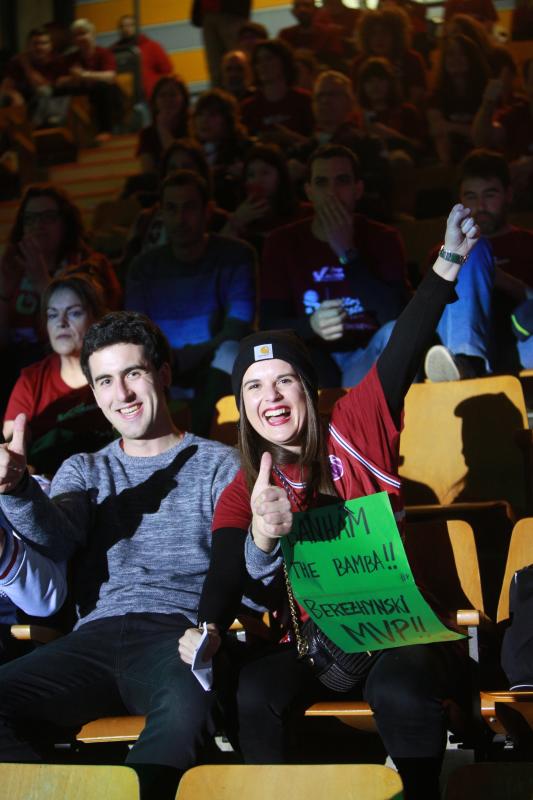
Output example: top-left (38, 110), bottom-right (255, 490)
top-left (423, 149), bottom-right (533, 380)
top-left (241, 39), bottom-right (314, 143)
top-left (472, 59), bottom-right (533, 207)
top-left (178, 205), bottom-right (481, 800)
top-left (56, 18), bottom-right (119, 140)
top-left (315, 0), bottom-right (360, 37)
top-left (3, 273), bottom-right (114, 476)
top-left (444, 0), bottom-right (498, 31)
top-left (0, 27), bottom-right (67, 121)
top-left (355, 56), bottom-right (427, 157)
top-left (260, 144), bottom-right (409, 388)
top-left (279, 0), bottom-right (344, 71)
top-left (351, 7), bottom-right (428, 108)
top-left (111, 15), bottom-right (173, 102)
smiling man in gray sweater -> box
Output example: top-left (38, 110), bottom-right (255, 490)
top-left (0, 311), bottom-right (240, 799)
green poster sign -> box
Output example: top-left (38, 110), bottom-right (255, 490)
top-left (280, 492), bottom-right (464, 653)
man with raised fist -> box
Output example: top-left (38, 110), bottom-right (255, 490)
top-left (0, 311), bottom-right (239, 799)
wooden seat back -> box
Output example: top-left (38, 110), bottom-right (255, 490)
top-left (400, 376), bottom-right (530, 514)
top-left (176, 764), bottom-right (403, 800)
top-left (496, 517), bottom-right (533, 624)
top-left (0, 763), bottom-right (139, 799)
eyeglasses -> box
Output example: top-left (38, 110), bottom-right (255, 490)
top-left (23, 209), bottom-right (61, 226)
top-left (46, 306), bottom-right (86, 323)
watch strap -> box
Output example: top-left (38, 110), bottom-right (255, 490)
top-left (438, 246), bottom-right (467, 265)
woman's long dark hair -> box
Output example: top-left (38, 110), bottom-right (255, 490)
top-left (9, 184), bottom-right (84, 264)
top-left (242, 143), bottom-right (297, 218)
top-left (357, 56), bottom-right (401, 110)
top-left (150, 75), bottom-right (190, 138)
top-left (433, 34), bottom-right (490, 116)
top-left (238, 370), bottom-right (337, 502)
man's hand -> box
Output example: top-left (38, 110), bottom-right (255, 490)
top-left (315, 193), bottom-right (355, 258)
top-left (0, 413), bottom-right (27, 494)
top-left (250, 452), bottom-right (292, 553)
top-left (178, 624), bottom-right (221, 665)
top-left (310, 299), bottom-right (346, 341)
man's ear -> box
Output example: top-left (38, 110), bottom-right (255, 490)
top-left (160, 361), bottom-right (172, 388)
top-left (354, 179), bottom-right (364, 203)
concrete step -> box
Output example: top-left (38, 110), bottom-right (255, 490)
top-left (52, 174), bottom-right (132, 196)
top-left (78, 146), bottom-right (138, 165)
top-left (49, 158), bottom-right (141, 183)
top-left (73, 189), bottom-right (121, 209)
top-left (0, 201), bottom-right (18, 224)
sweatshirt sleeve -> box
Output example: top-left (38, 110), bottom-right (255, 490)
top-left (0, 529), bottom-right (67, 616)
top-left (0, 456), bottom-right (92, 561)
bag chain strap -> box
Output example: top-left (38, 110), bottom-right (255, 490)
top-left (272, 466), bottom-right (310, 658)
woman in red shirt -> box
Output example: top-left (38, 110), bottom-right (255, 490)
top-left (3, 273), bottom-right (114, 475)
top-left (180, 206), bottom-right (481, 800)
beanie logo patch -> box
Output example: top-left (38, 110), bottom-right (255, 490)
top-left (254, 343), bottom-right (273, 361)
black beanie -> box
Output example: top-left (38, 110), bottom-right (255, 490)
top-left (232, 330), bottom-right (318, 400)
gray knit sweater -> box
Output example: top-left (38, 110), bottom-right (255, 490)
top-left (0, 435), bottom-right (240, 627)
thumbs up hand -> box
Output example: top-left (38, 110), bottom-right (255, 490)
top-left (250, 452), bottom-right (293, 553)
top-left (0, 413), bottom-right (28, 494)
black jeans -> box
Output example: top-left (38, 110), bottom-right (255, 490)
top-left (225, 639), bottom-right (470, 799)
top-left (0, 613), bottom-right (217, 775)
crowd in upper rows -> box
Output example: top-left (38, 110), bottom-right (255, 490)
top-left (0, 2), bottom-right (532, 480)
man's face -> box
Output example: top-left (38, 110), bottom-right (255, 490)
top-left (119, 16), bottom-right (136, 38)
top-left (161, 183), bottom-right (208, 252)
top-left (459, 176), bottom-right (511, 236)
top-left (73, 27), bottom-right (94, 50)
top-left (313, 76), bottom-right (352, 128)
top-left (305, 156), bottom-right (363, 214)
top-left (222, 52), bottom-right (248, 91)
top-left (293, 0), bottom-right (316, 26)
top-left (90, 343), bottom-right (171, 445)
top-left (28, 34), bottom-right (52, 62)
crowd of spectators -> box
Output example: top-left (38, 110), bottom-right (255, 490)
top-left (0, 1), bottom-right (532, 798)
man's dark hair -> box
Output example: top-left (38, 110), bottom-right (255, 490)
top-left (28, 27), bottom-right (50, 41)
top-left (160, 168), bottom-right (210, 206)
top-left (161, 138), bottom-right (211, 186)
top-left (238, 21), bottom-right (268, 41)
top-left (307, 144), bottom-right (361, 183)
top-left (459, 148), bottom-right (510, 189)
top-left (81, 311), bottom-right (172, 386)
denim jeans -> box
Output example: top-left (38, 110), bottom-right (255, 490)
top-left (0, 613), bottom-right (217, 772)
top-left (331, 321), bottom-right (396, 387)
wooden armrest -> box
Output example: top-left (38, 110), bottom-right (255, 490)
top-left (456, 609), bottom-right (492, 628)
top-left (10, 624), bottom-right (63, 644)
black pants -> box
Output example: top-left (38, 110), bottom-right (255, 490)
top-left (0, 613), bottom-right (217, 792)
top-left (225, 639), bottom-right (470, 799)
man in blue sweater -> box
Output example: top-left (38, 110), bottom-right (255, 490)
top-left (0, 311), bottom-right (240, 799)
top-left (125, 169), bottom-right (256, 435)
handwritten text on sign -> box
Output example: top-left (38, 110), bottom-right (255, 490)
top-left (280, 492), bottom-right (464, 653)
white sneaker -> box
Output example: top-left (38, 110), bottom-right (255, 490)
top-left (424, 345), bottom-right (461, 382)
